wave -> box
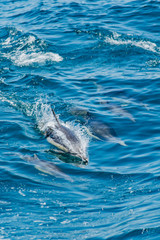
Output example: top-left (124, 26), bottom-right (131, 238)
top-left (105, 33), bottom-right (159, 54)
top-left (108, 226), bottom-right (160, 240)
top-left (8, 51), bottom-right (63, 67)
top-left (75, 28), bottom-right (160, 55)
top-left (0, 27), bottom-right (63, 66)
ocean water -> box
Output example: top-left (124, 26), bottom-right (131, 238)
top-left (0, 0), bottom-right (160, 239)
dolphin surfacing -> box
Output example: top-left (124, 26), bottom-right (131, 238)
top-left (44, 109), bottom-right (88, 164)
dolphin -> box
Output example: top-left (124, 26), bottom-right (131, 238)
top-left (69, 107), bottom-right (126, 146)
top-left (85, 120), bottom-right (127, 146)
top-left (101, 100), bottom-right (135, 122)
top-left (43, 109), bottom-right (88, 164)
top-left (70, 107), bottom-right (91, 119)
top-left (22, 154), bottom-right (73, 182)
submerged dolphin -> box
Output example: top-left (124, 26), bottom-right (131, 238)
top-left (70, 107), bottom-right (91, 119)
top-left (100, 100), bottom-right (135, 122)
top-left (70, 107), bottom-right (126, 146)
top-left (43, 109), bottom-right (88, 164)
top-left (85, 120), bottom-right (127, 146)
top-left (22, 154), bottom-right (73, 182)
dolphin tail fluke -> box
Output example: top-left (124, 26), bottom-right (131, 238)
top-left (118, 139), bottom-right (127, 146)
top-left (109, 136), bottom-right (127, 146)
top-left (131, 117), bottom-right (136, 122)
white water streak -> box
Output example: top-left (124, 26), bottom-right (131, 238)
top-left (2, 31), bottom-right (63, 66)
top-left (105, 33), bottom-right (160, 54)
top-left (9, 51), bottom-right (63, 66)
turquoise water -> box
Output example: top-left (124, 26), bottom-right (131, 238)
top-left (0, 1), bottom-right (160, 239)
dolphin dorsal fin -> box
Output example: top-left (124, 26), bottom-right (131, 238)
top-left (51, 109), bottom-right (61, 127)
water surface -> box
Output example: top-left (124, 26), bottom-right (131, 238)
top-left (0, 0), bottom-right (160, 239)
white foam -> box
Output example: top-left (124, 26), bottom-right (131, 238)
top-left (27, 35), bottom-right (36, 44)
top-left (0, 92), bottom-right (17, 107)
top-left (9, 51), bottom-right (63, 66)
top-left (2, 37), bottom-right (11, 47)
top-left (147, 59), bottom-right (160, 67)
top-left (2, 30), bottom-right (63, 66)
top-left (105, 35), bottom-right (159, 53)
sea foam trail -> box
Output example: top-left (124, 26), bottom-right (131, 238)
top-left (105, 32), bottom-right (160, 53)
top-left (76, 29), bottom-right (160, 55)
top-left (1, 28), bottom-right (63, 66)
top-left (9, 51), bottom-right (63, 66)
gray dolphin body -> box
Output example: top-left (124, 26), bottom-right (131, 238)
top-left (105, 101), bottom-right (135, 122)
top-left (70, 107), bottom-right (91, 118)
top-left (23, 154), bottom-right (73, 182)
top-left (70, 107), bottom-right (126, 146)
top-left (71, 108), bottom-right (127, 146)
top-left (86, 120), bottom-right (127, 146)
top-left (44, 110), bottom-right (88, 164)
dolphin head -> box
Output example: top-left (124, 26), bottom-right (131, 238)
top-left (82, 156), bottom-right (89, 165)
top-left (74, 151), bottom-right (89, 165)
top-left (68, 149), bottom-right (88, 165)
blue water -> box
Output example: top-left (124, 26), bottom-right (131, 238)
top-left (0, 0), bottom-right (160, 239)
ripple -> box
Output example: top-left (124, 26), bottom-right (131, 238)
top-left (108, 227), bottom-right (160, 240)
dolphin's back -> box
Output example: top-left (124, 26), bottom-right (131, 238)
top-left (60, 125), bottom-right (79, 144)
top-left (89, 120), bottom-right (117, 140)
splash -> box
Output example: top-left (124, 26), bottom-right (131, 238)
top-left (0, 90), bottom-right (35, 117)
top-left (105, 32), bottom-right (159, 54)
top-left (75, 28), bottom-right (160, 54)
top-left (34, 99), bottom-right (89, 157)
top-left (147, 59), bottom-right (160, 67)
top-left (0, 91), bottom-right (17, 108)
top-left (9, 51), bottom-right (63, 67)
top-left (1, 28), bottom-right (63, 66)
top-left (0, 92), bottom-right (89, 159)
